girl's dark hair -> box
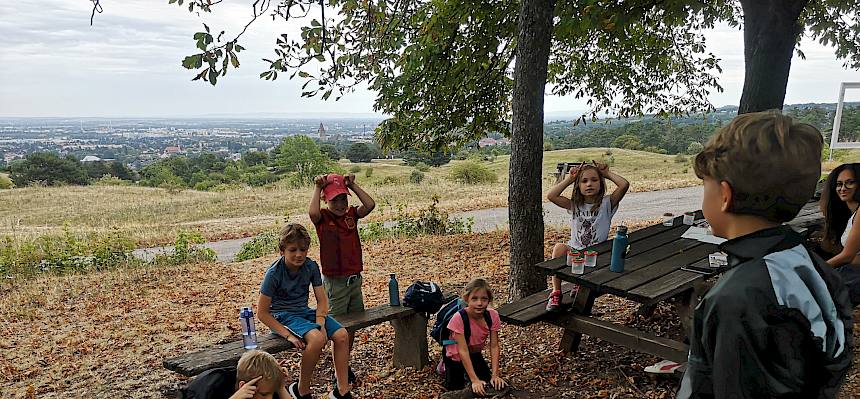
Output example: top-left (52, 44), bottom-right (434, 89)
top-left (462, 278), bottom-right (493, 303)
top-left (821, 163), bottom-right (860, 250)
top-left (570, 165), bottom-right (607, 212)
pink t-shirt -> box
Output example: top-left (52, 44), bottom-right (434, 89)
top-left (444, 308), bottom-right (502, 361)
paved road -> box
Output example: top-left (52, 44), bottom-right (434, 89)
top-left (133, 185), bottom-right (704, 263)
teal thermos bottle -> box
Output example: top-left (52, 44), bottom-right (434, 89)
top-left (610, 225), bottom-right (629, 273)
top-left (388, 273), bottom-right (401, 306)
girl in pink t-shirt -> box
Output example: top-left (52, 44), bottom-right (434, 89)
top-left (443, 279), bottom-right (507, 395)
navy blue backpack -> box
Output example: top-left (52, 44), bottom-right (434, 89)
top-left (430, 298), bottom-right (493, 347)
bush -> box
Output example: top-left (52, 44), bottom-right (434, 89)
top-left (414, 162), bottom-right (431, 172)
top-left (686, 141), bottom-right (704, 155)
top-left (92, 174), bottom-right (131, 186)
top-left (449, 161), bottom-right (497, 184)
top-left (364, 167), bottom-right (374, 178)
top-left (410, 170), bottom-right (425, 184)
top-left (359, 197), bottom-right (473, 241)
top-left (156, 231), bottom-right (217, 265)
top-left (0, 174), bottom-right (14, 189)
top-left (0, 228), bottom-right (136, 277)
top-left (674, 154), bottom-right (688, 163)
top-left (234, 231), bottom-right (279, 262)
top-left (349, 165), bottom-right (362, 173)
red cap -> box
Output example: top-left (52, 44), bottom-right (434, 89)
top-left (322, 174), bottom-right (350, 202)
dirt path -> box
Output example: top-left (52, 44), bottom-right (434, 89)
top-left (133, 186), bottom-right (704, 263)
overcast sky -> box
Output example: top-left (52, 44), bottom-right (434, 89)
top-left (1, 0), bottom-right (858, 118)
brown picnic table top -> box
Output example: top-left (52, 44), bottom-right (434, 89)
top-left (536, 200), bottom-right (823, 305)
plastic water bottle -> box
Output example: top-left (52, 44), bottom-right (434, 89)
top-left (239, 307), bottom-right (258, 349)
top-left (388, 273), bottom-right (401, 306)
top-left (610, 225), bottom-right (629, 273)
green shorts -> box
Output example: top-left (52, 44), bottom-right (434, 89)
top-left (323, 274), bottom-right (365, 316)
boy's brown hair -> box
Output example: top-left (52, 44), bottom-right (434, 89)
top-left (236, 349), bottom-right (285, 386)
top-left (693, 110), bottom-right (823, 223)
top-left (278, 223), bottom-right (311, 252)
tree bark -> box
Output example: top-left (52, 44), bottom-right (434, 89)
top-left (738, 0), bottom-right (809, 114)
top-left (508, 0), bottom-right (555, 300)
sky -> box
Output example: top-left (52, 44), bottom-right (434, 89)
top-left (1, 0), bottom-right (858, 118)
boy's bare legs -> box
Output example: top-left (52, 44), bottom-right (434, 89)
top-left (299, 329), bottom-right (327, 395)
top-left (546, 243), bottom-right (568, 311)
top-left (331, 328), bottom-right (352, 394)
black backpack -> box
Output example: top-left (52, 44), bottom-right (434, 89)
top-left (402, 281), bottom-right (445, 313)
top-left (430, 298), bottom-right (493, 347)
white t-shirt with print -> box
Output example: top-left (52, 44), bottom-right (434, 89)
top-left (568, 196), bottom-right (617, 250)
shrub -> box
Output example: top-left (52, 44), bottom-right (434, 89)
top-left (365, 167), bottom-right (374, 178)
top-left (686, 141), bottom-right (704, 155)
top-left (414, 162), bottom-right (431, 172)
top-left (410, 170), bottom-right (425, 184)
top-left (0, 228), bottom-right (136, 277)
top-left (449, 161), bottom-right (497, 184)
top-left (349, 165), bottom-right (362, 173)
top-left (359, 197), bottom-right (473, 240)
top-left (234, 231), bottom-right (279, 262)
top-left (92, 174), bottom-right (131, 186)
top-left (0, 174), bottom-right (14, 189)
top-left (162, 231), bottom-right (216, 265)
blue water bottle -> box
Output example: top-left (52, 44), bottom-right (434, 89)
top-left (388, 273), bottom-right (401, 306)
top-left (239, 307), bottom-right (258, 349)
top-left (610, 225), bottom-right (629, 273)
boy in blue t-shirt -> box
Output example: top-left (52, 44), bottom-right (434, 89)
top-left (257, 223), bottom-right (354, 399)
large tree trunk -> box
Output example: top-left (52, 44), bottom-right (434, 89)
top-left (738, 0), bottom-right (808, 114)
top-left (508, 0), bottom-right (555, 301)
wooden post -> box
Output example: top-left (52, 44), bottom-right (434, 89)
top-left (677, 280), bottom-right (710, 341)
top-left (391, 312), bottom-right (429, 369)
top-left (559, 286), bottom-right (597, 353)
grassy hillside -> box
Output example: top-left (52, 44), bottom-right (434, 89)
top-left (2, 148), bottom-right (856, 246)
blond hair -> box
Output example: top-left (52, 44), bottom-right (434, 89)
top-left (693, 110), bottom-right (822, 223)
top-left (278, 223), bottom-right (311, 252)
top-left (236, 350), bottom-right (285, 387)
top-left (462, 278), bottom-right (494, 303)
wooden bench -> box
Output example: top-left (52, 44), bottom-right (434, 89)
top-left (498, 284), bottom-right (690, 364)
top-left (164, 294), bottom-right (455, 377)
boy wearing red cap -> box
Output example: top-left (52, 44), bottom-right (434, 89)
top-left (309, 173), bottom-right (375, 385)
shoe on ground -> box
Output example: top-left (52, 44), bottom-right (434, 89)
top-left (545, 290), bottom-right (562, 312)
top-left (329, 387), bottom-right (354, 399)
top-left (288, 382), bottom-right (312, 399)
top-left (332, 368), bottom-right (358, 387)
top-left (644, 359), bottom-right (683, 374)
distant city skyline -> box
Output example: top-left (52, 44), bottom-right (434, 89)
top-left (1, 0), bottom-right (858, 118)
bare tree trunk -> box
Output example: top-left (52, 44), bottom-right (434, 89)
top-left (738, 0), bottom-right (808, 114)
top-left (508, 0), bottom-right (555, 301)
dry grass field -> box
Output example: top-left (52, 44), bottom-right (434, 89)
top-left (1, 148), bottom-right (857, 247)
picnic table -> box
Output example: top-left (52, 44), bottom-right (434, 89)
top-left (499, 200), bottom-right (824, 363)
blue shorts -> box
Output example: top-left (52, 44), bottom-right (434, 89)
top-left (273, 308), bottom-right (343, 339)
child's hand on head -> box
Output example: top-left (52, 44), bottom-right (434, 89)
top-left (344, 173), bottom-right (356, 187)
top-left (314, 175), bottom-right (328, 188)
top-left (568, 165), bottom-right (582, 178)
top-left (593, 161), bottom-right (609, 173)
top-left (229, 376), bottom-right (262, 399)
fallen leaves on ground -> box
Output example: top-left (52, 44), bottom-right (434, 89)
top-left (3, 228), bottom-right (859, 398)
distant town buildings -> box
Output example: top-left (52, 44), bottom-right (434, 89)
top-left (478, 137), bottom-right (510, 148)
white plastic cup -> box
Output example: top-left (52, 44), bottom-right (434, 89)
top-left (571, 257), bottom-right (585, 275)
top-left (683, 212), bottom-right (696, 225)
top-left (662, 213), bottom-right (674, 226)
top-left (566, 250), bottom-right (581, 267)
top-left (584, 251), bottom-right (598, 267)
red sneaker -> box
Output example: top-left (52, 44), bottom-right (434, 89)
top-left (545, 290), bottom-right (562, 312)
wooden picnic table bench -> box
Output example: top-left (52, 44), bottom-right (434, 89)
top-left (164, 291), bottom-right (456, 377)
top-left (499, 200), bottom-right (823, 364)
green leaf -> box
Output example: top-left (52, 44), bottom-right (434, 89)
top-left (298, 71), bottom-right (310, 78)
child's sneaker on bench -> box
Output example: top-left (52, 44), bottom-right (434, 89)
top-left (546, 290), bottom-right (562, 312)
top-left (288, 382), bottom-right (313, 399)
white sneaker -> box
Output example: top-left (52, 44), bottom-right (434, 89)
top-left (644, 359), bottom-right (683, 374)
